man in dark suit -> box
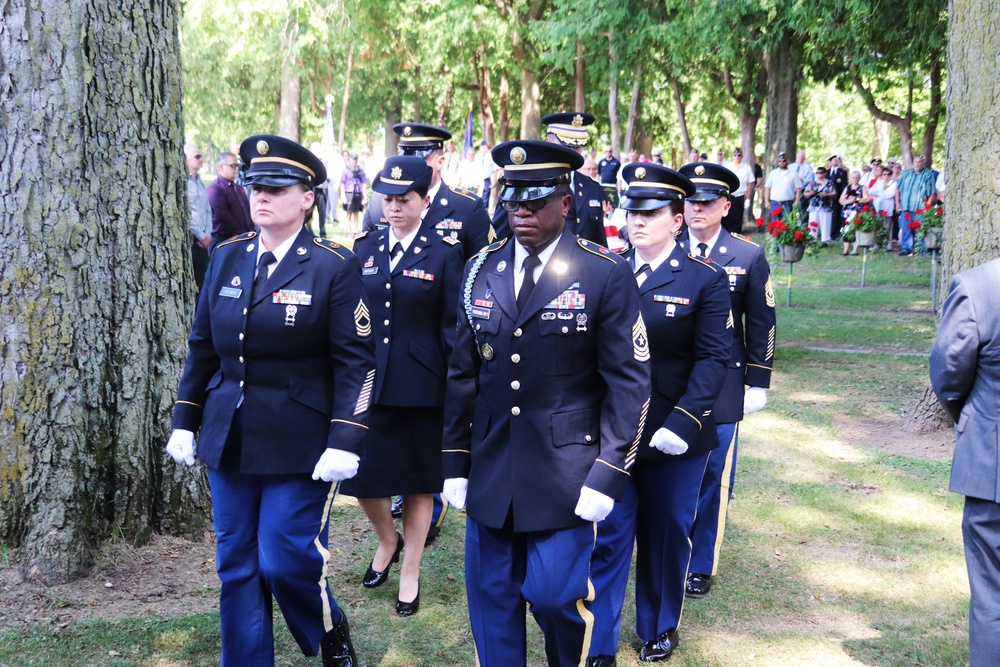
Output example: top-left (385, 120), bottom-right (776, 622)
top-left (442, 140), bottom-right (650, 667)
top-left (167, 135), bottom-right (374, 667)
top-left (362, 122), bottom-right (494, 261)
top-left (678, 162), bottom-right (776, 601)
top-left (828, 155), bottom-right (848, 240)
top-left (930, 258), bottom-right (1000, 667)
top-left (207, 151), bottom-right (254, 250)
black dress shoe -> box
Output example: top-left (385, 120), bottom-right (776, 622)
top-left (362, 531), bottom-right (403, 588)
top-left (587, 655), bottom-right (617, 667)
top-left (424, 523), bottom-right (441, 546)
top-left (390, 496), bottom-right (403, 518)
top-left (639, 629), bottom-right (679, 662)
top-left (320, 610), bottom-right (357, 667)
top-left (395, 586), bottom-right (420, 617)
top-left (685, 572), bottom-right (712, 599)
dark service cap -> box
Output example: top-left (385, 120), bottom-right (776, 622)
top-left (393, 122), bottom-right (451, 157)
top-left (542, 111), bottom-right (595, 148)
top-left (239, 135), bottom-right (327, 188)
top-left (493, 140), bottom-right (584, 203)
top-left (678, 162), bottom-right (741, 202)
top-left (620, 163), bottom-right (695, 211)
top-left (372, 156), bottom-right (433, 196)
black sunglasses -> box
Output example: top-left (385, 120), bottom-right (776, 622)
top-left (225, 163), bottom-right (239, 168)
top-left (500, 192), bottom-right (563, 212)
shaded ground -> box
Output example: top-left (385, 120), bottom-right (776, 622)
top-left (0, 414), bottom-right (955, 638)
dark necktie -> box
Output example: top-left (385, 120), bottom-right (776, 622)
top-left (517, 255), bottom-right (542, 312)
top-left (698, 243), bottom-right (709, 258)
top-left (635, 263), bottom-right (652, 286)
top-left (252, 251), bottom-right (276, 300)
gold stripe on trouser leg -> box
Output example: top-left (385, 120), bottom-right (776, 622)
top-left (435, 496), bottom-right (450, 527)
top-left (313, 482), bottom-right (338, 632)
top-left (677, 456), bottom-right (711, 628)
top-left (574, 522), bottom-right (599, 667)
top-left (711, 426), bottom-right (739, 576)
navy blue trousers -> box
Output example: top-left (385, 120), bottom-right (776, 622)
top-left (465, 515), bottom-right (596, 667)
top-left (589, 453), bottom-right (710, 655)
top-left (689, 422), bottom-right (739, 576)
top-left (208, 416), bottom-right (341, 666)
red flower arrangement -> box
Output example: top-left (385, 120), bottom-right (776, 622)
top-left (765, 205), bottom-right (816, 252)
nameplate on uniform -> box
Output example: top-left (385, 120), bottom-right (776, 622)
top-left (219, 287), bottom-right (242, 299)
top-left (474, 299), bottom-right (494, 308)
top-left (653, 295), bottom-right (690, 305)
top-left (435, 219), bottom-right (462, 230)
top-left (273, 290), bottom-right (313, 306)
top-left (471, 307), bottom-right (491, 319)
top-left (545, 289), bottom-right (586, 310)
top-left (362, 267), bottom-right (378, 275)
top-left (724, 267), bottom-right (746, 275)
top-left (403, 269), bottom-right (435, 281)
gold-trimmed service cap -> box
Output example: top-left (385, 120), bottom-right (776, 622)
top-left (619, 163), bottom-right (695, 211)
top-left (239, 134), bottom-right (327, 188)
top-left (678, 161), bottom-right (741, 202)
top-left (492, 140), bottom-right (585, 203)
top-left (542, 111), bottom-right (596, 148)
top-left (392, 122), bottom-right (451, 156)
top-left (372, 155), bottom-right (432, 196)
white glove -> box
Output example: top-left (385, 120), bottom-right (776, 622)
top-left (311, 448), bottom-right (361, 482)
top-left (744, 387), bottom-right (768, 415)
top-left (574, 486), bottom-right (615, 522)
top-left (649, 427), bottom-right (689, 455)
top-left (442, 478), bottom-right (469, 510)
top-left (166, 429), bottom-right (196, 466)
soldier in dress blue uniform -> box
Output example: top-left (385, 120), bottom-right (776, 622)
top-left (441, 140), bottom-right (650, 667)
top-left (362, 122), bottom-right (495, 261)
top-left (339, 156), bottom-right (463, 617)
top-left (677, 162), bottom-right (776, 601)
top-left (586, 163), bottom-right (733, 666)
top-left (490, 112), bottom-right (609, 247)
top-left (166, 135), bottom-right (376, 667)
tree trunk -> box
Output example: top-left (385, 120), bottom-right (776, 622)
top-left (574, 41), bottom-right (585, 112)
top-left (519, 65), bottom-right (541, 140)
top-left (904, 0), bottom-right (1000, 433)
top-left (499, 71), bottom-right (510, 143)
top-left (873, 118), bottom-right (891, 161)
top-left (477, 52), bottom-right (497, 146)
top-left (623, 65), bottom-right (643, 154)
top-left (763, 32), bottom-right (803, 169)
top-left (384, 93), bottom-right (402, 159)
top-left (921, 56), bottom-right (944, 169)
top-left (278, 69), bottom-right (301, 141)
top-left (670, 77), bottom-right (690, 157)
top-left (338, 44), bottom-right (354, 148)
top-left (0, 0), bottom-right (211, 584)
top-left (440, 80), bottom-right (454, 127)
top-left (608, 35), bottom-right (621, 158)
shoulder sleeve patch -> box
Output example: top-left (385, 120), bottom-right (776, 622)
top-left (731, 232), bottom-right (761, 247)
top-left (577, 238), bottom-right (617, 263)
top-left (216, 231), bottom-right (257, 249)
top-left (313, 237), bottom-right (346, 259)
top-left (633, 313), bottom-right (650, 362)
top-left (687, 254), bottom-right (719, 272)
top-left (765, 278), bottom-right (776, 307)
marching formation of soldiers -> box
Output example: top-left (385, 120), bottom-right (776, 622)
top-left (167, 110), bottom-right (776, 667)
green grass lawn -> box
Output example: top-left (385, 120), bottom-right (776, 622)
top-left (0, 237), bottom-right (967, 666)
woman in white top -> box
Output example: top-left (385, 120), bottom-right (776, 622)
top-left (867, 169), bottom-right (898, 245)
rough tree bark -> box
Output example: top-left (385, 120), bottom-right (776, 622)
top-left (574, 41), bottom-right (585, 112)
top-left (762, 32), bottom-right (803, 170)
top-left (499, 71), bottom-right (510, 143)
top-left (0, 0), bottom-right (211, 583)
top-left (903, 0), bottom-right (1000, 432)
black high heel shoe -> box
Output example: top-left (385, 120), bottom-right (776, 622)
top-left (395, 582), bottom-right (420, 617)
top-left (362, 532), bottom-right (403, 589)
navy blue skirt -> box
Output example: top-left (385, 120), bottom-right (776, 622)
top-left (340, 405), bottom-right (444, 498)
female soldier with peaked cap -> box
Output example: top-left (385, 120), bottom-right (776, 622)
top-left (166, 135), bottom-right (376, 667)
